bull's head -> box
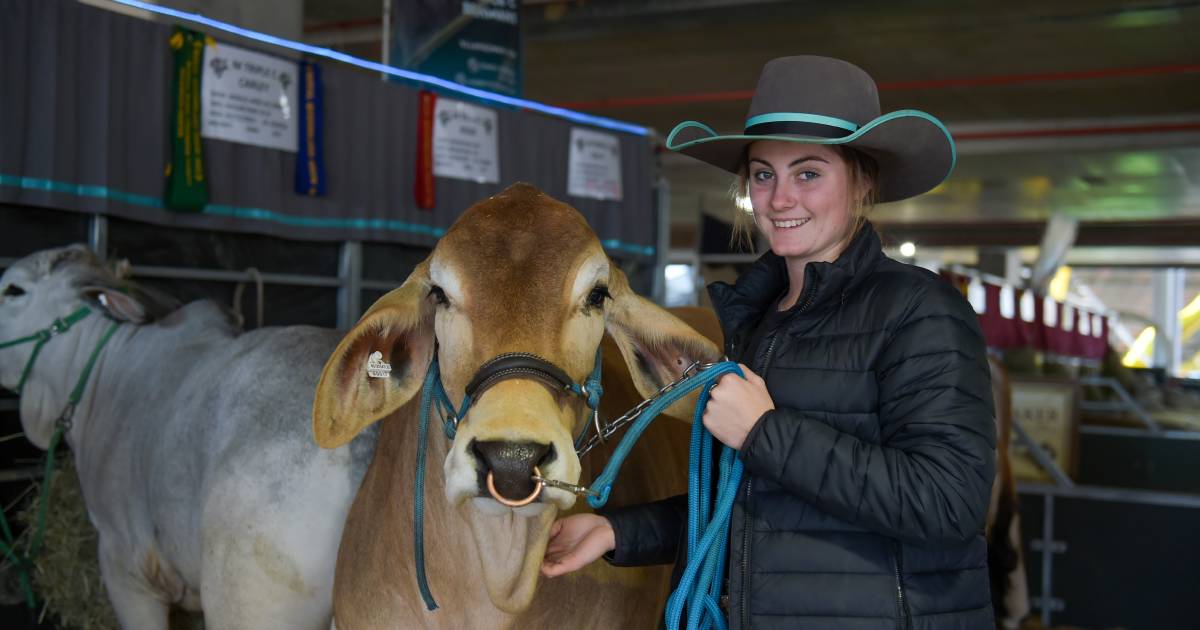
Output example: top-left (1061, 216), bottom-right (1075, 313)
top-left (312, 183), bottom-right (719, 612)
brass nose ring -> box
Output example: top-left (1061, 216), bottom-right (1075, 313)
top-left (486, 465), bottom-right (543, 507)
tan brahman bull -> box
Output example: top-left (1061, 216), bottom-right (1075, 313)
top-left (312, 184), bottom-right (722, 629)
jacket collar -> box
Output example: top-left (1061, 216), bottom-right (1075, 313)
top-left (707, 221), bottom-right (885, 341)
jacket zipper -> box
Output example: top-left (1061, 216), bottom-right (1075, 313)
top-left (892, 541), bottom-right (912, 630)
top-left (739, 271), bottom-right (819, 629)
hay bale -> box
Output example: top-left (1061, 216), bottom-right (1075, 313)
top-left (16, 453), bottom-right (120, 630)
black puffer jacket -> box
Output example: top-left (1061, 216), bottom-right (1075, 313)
top-left (605, 223), bottom-right (997, 629)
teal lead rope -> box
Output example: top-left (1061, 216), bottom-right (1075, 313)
top-left (582, 360), bottom-right (744, 630)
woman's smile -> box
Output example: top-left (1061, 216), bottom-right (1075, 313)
top-left (770, 217), bottom-right (811, 229)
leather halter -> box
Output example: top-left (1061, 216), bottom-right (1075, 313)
top-left (464, 352), bottom-right (578, 403)
top-left (431, 348), bottom-right (604, 445)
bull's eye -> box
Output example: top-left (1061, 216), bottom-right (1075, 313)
top-left (2, 284), bottom-right (25, 297)
top-left (587, 285), bottom-right (611, 310)
top-left (429, 285), bottom-right (449, 307)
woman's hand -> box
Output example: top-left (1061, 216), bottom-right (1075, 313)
top-left (540, 513), bottom-right (616, 577)
top-left (702, 364), bottom-right (774, 450)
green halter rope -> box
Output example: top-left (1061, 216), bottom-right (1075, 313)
top-left (0, 306), bottom-right (121, 609)
top-left (0, 306), bottom-right (93, 395)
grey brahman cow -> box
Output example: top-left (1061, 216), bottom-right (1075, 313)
top-left (0, 245), bottom-right (376, 629)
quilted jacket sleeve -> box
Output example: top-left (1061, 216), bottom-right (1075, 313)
top-left (738, 280), bottom-right (997, 545)
top-left (600, 494), bottom-right (687, 567)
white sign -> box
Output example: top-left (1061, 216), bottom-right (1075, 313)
top-left (568, 127), bottom-right (623, 201)
top-left (201, 42), bottom-right (298, 152)
top-left (433, 98), bottom-right (499, 184)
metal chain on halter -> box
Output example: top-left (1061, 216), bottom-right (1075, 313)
top-left (574, 360), bottom-right (721, 459)
top-left (535, 360), bottom-right (725, 498)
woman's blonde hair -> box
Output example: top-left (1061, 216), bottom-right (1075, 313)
top-left (728, 145), bottom-right (879, 252)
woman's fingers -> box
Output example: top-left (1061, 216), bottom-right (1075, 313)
top-left (541, 515), bottom-right (614, 578)
top-left (740, 364), bottom-right (765, 385)
top-left (542, 526), bottom-right (610, 577)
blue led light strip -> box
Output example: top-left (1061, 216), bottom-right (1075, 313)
top-left (110, 0), bottom-right (648, 137)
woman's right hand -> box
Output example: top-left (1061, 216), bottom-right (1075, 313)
top-left (540, 513), bottom-right (615, 577)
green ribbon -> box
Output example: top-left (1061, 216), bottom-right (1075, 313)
top-left (165, 27), bottom-right (209, 212)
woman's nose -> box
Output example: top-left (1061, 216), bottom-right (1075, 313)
top-left (770, 182), bottom-right (798, 212)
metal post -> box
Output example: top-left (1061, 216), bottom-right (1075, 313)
top-left (338, 241), bottom-right (363, 329)
top-left (381, 0), bottom-right (392, 75)
top-left (1041, 493), bottom-right (1055, 628)
top-left (89, 215), bottom-right (109, 259)
top-left (651, 174), bottom-right (671, 305)
top-left (1152, 268), bottom-right (1184, 376)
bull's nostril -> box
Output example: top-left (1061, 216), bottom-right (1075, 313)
top-left (473, 440), bottom-right (549, 501)
top-left (539, 443), bottom-right (557, 468)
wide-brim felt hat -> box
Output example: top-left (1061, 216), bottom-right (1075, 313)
top-left (666, 55), bottom-right (956, 203)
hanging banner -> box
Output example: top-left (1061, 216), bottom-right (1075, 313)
top-left (415, 90), bottom-right (437, 209)
top-left (165, 27), bottom-right (209, 212)
top-left (391, 0), bottom-right (521, 97)
top-left (201, 41), bottom-right (299, 152)
top-left (432, 98), bottom-right (499, 184)
top-left (568, 127), bottom-right (623, 201)
top-left (294, 60), bottom-right (326, 196)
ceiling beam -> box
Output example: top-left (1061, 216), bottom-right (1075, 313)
top-left (553, 63), bottom-right (1200, 110)
top-left (878, 218), bottom-right (1200, 248)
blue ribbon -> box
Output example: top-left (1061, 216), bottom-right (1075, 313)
top-left (295, 60), bottom-right (326, 197)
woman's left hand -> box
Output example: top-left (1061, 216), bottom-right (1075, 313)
top-left (702, 364), bottom-right (774, 450)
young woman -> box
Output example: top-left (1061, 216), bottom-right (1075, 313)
top-left (543, 56), bottom-right (997, 630)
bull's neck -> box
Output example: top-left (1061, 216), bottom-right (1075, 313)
top-left (357, 399), bottom-right (522, 628)
top-left (18, 315), bottom-right (130, 451)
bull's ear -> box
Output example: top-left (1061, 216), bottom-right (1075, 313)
top-left (81, 286), bottom-right (149, 323)
top-left (312, 262), bottom-right (435, 448)
top-left (604, 267), bottom-right (722, 418)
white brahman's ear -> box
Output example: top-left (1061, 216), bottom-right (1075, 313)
top-left (604, 267), bottom-right (722, 419)
top-left (81, 286), bottom-right (149, 323)
top-left (312, 261), bottom-right (435, 448)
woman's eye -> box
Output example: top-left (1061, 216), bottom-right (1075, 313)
top-left (587, 285), bottom-right (611, 309)
top-left (2, 284), bottom-right (25, 297)
top-left (797, 170), bottom-right (820, 182)
top-left (429, 285), bottom-right (449, 306)
top-left (751, 170), bottom-right (773, 183)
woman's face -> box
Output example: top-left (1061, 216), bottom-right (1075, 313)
top-left (746, 141), bottom-right (858, 265)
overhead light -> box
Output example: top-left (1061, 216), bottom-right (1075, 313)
top-left (664, 264), bottom-right (691, 280)
top-left (899, 242), bottom-right (916, 258)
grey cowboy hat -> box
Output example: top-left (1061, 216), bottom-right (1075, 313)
top-left (666, 55), bottom-right (956, 203)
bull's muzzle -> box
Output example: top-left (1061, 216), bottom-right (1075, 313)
top-left (472, 440), bottom-right (553, 507)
